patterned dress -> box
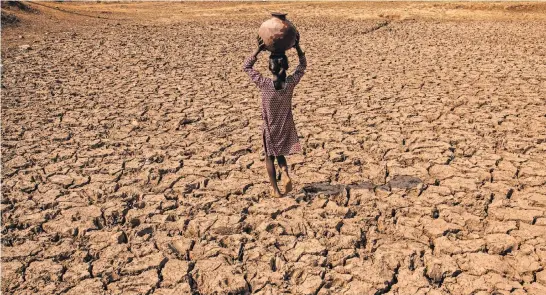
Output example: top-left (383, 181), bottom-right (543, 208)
top-left (243, 53), bottom-right (307, 156)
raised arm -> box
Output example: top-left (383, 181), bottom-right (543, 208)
top-left (243, 37), bottom-right (267, 87)
top-left (291, 37), bottom-right (307, 85)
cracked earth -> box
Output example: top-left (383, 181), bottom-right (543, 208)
top-left (2, 2), bottom-right (546, 294)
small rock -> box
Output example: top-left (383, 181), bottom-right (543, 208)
top-left (121, 252), bottom-right (166, 275)
top-left (25, 259), bottom-right (64, 282)
top-left (169, 239), bottom-right (193, 259)
top-left (0, 261), bottom-right (24, 292)
top-left (48, 174), bottom-right (74, 188)
top-left (485, 234), bottom-right (517, 254)
top-left (329, 150), bottom-right (347, 162)
top-left (6, 155), bottom-right (30, 169)
top-left (536, 270), bottom-right (546, 285)
top-left (64, 278), bottom-right (103, 295)
top-left (161, 259), bottom-right (190, 288)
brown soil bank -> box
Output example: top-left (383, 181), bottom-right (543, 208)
top-left (2, 2), bottom-right (546, 294)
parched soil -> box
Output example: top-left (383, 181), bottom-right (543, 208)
top-left (2, 2), bottom-right (546, 294)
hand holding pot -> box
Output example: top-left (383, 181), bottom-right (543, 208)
top-left (257, 35), bottom-right (266, 51)
top-left (294, 31), bottom-right (300, 48)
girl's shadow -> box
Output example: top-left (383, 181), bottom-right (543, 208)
top-left (299, 175), bottom-right (423, 203)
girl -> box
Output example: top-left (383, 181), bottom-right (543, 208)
top-left (243, 35), bottom-right (307, 197)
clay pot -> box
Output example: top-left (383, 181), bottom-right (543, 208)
top-left (258, 12), bottom-right (298, 54)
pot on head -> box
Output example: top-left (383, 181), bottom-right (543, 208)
top-left (258, 12), bottom-right (298, 54)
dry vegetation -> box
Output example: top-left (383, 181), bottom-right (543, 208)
top-left (2, 1), bottom-right (546, 294)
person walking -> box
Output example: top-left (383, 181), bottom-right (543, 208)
top-left (243, 34), bottom-right (307, 197)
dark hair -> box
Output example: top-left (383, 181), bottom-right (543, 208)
top-left (269, 54), bottom-right (288, 90)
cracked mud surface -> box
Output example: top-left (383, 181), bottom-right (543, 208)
top-left (2, 2), bottom-right (546, 294)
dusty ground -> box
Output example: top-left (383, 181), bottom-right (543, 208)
top-left (2, 1), bottom-right (546, 294)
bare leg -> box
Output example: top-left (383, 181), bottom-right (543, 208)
top-left (276, 156), bottom-right (289, 175)
top-left (276, 156), bottom-right (293, 194)
top-left (265, 155), bottom-right (282, 197)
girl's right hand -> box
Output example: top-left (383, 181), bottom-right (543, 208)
top-left (257, 35), bottom-right (266, 51)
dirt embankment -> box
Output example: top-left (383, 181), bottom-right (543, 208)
top-left (2, 1), bottom-right (35, 26)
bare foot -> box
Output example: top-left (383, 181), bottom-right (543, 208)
top-left (281, 171), bottom-right (293, 194)
top-left (270, 188), bottom-right (283, 198)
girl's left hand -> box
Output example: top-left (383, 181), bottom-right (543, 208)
top-left (295, 32), bottom-right (300, 47)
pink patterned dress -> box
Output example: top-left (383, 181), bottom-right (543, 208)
top-left (243, 54), bottom-right (307, 156)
